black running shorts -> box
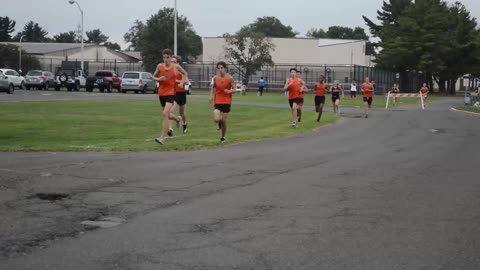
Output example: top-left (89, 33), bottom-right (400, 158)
top-left (214, 104), bottom-right (231, 113)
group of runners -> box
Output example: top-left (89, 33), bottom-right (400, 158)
top-left (153, 49), bottom-right (236, 145)
top-left (153, 48), bottom-right (428, 145)
top-left (284, 67), bottom-right (375, 127)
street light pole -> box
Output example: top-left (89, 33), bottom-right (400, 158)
top-left (68, 0), bottom-right (84, 71)
top-left (174, 0), bottom-right (177, 55)
top-left (19, 35), bottom-right (25, 72)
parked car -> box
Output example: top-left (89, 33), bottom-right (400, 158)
top-left (86, 70), bottom-right (121, 92)
top-left (0, 69), bottom-right (25, 90)
top-left (25, 70), bottom-right (55, 90)
top-left (54, 68), bottom-right (87, 91)
top-left (120, 72), bottom-right (156, 94)
top-left (0, 72), bottom-right (14, 94)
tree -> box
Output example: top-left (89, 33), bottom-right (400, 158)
top-left (14, 21), bottom-right (49, 42)
top-left (306, 28), bottom-right (327, 38)
top-left (223, 28), bottom-right (275, 86)
top-left (374, 0), bottom-right (479, 95)
top-left (104, 41), bottom-right (121, 50)
top-left (244, 16), bottom-right (297, 38)
top-left (85, 29), bottom-right (109, 44)
top-left (306, 26), bottom-right (375, 55)
top-left (137, 8), bottom-right (203, 71)
top-left (0, 44), bottom-right (40, 71)
top-left (434, 2), bottom-right (480, 94)
top-left (53, 31), bottom-right (79, 43)
top-left (0, 16), bottom-right (16, 41)
top-left (363, 0), bottom-right (413, 38)
top-left (123, 20), bottom-right (145, 51)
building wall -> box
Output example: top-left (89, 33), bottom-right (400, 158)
top-left (202, 37), bottom-right (368, 66)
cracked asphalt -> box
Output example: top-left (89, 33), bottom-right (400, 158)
top-left (0, 91), bottom-right (479, 269)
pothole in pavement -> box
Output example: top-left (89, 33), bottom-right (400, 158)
top-left (428, 128), bottom-right (446, 134)
top-left (81, 217), bottom-right (125, 229)
top-left (30, 193), bottom-right (70, 201)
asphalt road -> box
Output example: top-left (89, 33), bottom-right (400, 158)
top-left (0, 91), bottom-right (479, 270)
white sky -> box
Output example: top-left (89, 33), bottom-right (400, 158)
top-left (2, 0), bottom-right (479, 49)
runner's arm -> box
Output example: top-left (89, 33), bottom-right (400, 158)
top-left (284, 79), bottom-right (291, 90)
top-left (175, 64), bottom-right (188, 87)
top-left (209, 79), bottom-right (215, 103)
top-left (225, 76), bottom-right (236, 94)
top-left (152, 64), bottom-right (164, 81)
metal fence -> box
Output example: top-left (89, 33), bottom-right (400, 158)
top-left (185, 62), bottom-right (401, 94)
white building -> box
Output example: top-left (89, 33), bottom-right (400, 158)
top-left (202, 37), bottom-right (372, 66)
top-left (0, 42), bottom-right (143, 74)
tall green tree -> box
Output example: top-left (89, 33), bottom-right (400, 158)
top-left (223, 28), bottom-right (275, 86)
top-left (363, 0), bottom-right (413, 38)
top-left (104, 41), bottom-right (121, 51)
top-left (14, 21), bottom-right (49, 42)
top-left (85, 29), bottom-right (109, 44)
top-left (306, 26), bottom-right (375, 55)
top-left (306, 28), bottom-right (327, 38)
top-left (375, 0), bottom-right (479, 94)
top-left (123, 20), bottom-right (145, 51)
top-left (137, 8), bottom-right (202, 71)
top-left (244, 16), bottom-right (297, 38)
top-left (53, 31), bottom-right (79, 43)
top-left (0, 44), bottom-right (40, 70)
top-left (0, 16), bottom-right (16, 41)
top-left (434, 2), bottom-right (480, 94)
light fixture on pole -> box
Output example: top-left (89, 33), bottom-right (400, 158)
top-left (19, 35), bottom-right (25, 73)
top-left (174, 0), bottom-right (177, 55)
top-left (68, 0), bottom-right (84, 71)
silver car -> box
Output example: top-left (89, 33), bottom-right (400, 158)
top-left (0, 72), bottom-right (14, 94)
top-left (25, 70), bottom-right (55, 90)
top-left (120, 72), bottom-right (157, 94)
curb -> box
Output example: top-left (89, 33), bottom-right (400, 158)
top-left (450, 107), bottom-right (480, 116)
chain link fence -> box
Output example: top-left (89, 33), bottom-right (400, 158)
top-left (185, 62), bottom-right (403, 95)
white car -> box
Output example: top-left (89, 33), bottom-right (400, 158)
top-left (0, 69), bottom-right (25, 89)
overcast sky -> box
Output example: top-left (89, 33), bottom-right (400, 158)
top-left (2, 0), bottom-right (479, 49)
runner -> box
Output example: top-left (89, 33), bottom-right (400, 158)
top-left (314, 76), bottom-right (327, 122)
top-left (420, 83), bottom-right (429, 106)
top-left (172, 55), bottom-right (188, 134)
top-left (391, 83), bottom-right (400, 105)
top-left (209, 61), bottom-right (236, 143)
top-left (152, 48), bottom-right (187, 145)
top-left (329, 80), bottom-right (344, 114)
top-left (284, 68), bottom-right (302, 128)
top-left (362, 77), bottom-right (373, 118)
top-left (296, 70), bottom-right (308, 124)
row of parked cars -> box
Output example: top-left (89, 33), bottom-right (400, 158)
top-left (0, 68), bottom-right (172, 94)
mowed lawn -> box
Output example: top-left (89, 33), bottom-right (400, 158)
top-left (189, 90), bottom-right (428, 108)
top-left (0, 100), bottom-right (337, 152)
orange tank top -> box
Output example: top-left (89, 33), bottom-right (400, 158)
top-left (214, 75), bottom-right (233, 104)
top-left (158, 64), bottom-right (176, 96)
top-left (362, 83), bottom-right (372, 97)
top-left (174, 71), bottom-right (185, 93)
top-left (315, 82), bottom-right (326, 96)
top-left (287, 78), bottom-right (301, 100)
top-left (420, 87), bottom-right (428, 94)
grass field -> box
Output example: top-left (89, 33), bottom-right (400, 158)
top-left (0, 100), bottom-right (337, 152)
top-left (454, 105), bottom-right (480, 114)
top-left (189, 90), bottom-right (428, 108)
